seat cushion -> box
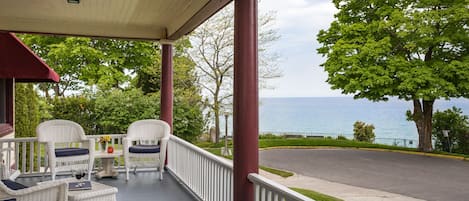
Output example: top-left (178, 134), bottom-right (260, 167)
top-left (129, 145), bottom-right (160, 154)
top-left (1, 179), bottom-right (28, 201)
top-left (55, 148), bottom-right (89, 157)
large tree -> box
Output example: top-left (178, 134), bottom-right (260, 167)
top-left (190, 3), bottom-right (281, 143)
top-left (317, 0), bottom-right (469, 151)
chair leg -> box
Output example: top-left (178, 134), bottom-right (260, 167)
top-left (133, 166), bottom-right (137, 174)
top-left (42, 165), bottom-right (49, 180)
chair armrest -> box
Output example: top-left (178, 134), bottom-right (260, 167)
top-left (3, 180), bottom-right (68, 200)
top-left (82, 138), bottom-right (95, 152)
top-left (123, 137), bottom-right (133, 154)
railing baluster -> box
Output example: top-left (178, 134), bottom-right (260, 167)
top-left (29, 142), bottom-right (34, 173)
top-left (36, 142), bottom-right (41, 172)
top-left (21, 142), bottom-right (26, 173)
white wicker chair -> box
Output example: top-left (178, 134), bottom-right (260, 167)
top-left (123, 120), bottom-right (170, 181)
top-left (36, 120), bottom-right (95, 181)
top-left (0, 179), bottom-right (68, 201)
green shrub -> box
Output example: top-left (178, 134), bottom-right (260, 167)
top-left (353, 121), bottom-right (375, 142)
top-left (48, 96), bottom-right (97, 135)
top-left (259, 133), bottom-right (285, 139)
top-left (337, 135), bottom-right (348, 140)
top-left (432, 107), bottom-right (469, 154)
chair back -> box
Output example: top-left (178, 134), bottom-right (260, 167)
top-left (127, 120), bottom-right (170, 143)
top-left (36, 120), bottom-right (86, 143)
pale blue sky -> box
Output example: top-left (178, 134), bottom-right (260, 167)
top-left (259, 0), bottom-right (344, 97)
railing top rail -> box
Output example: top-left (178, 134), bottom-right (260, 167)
top-left (0, 137), bottom-right (37, 143)
top-left (169, 135), bottom-right (233, 170)
top-left (248, 173), bottom-right (315, 201)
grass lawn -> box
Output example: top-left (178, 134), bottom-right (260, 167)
top-left (290, 187), bottom-right (343, 201)
top-left (259, 166), bottom-right (293, 178)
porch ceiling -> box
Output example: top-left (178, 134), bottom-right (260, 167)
top-left (0, 0), bottom-right (231, 40)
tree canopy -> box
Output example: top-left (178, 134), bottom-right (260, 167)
top-left (317, 0), bottom-right (469, 151)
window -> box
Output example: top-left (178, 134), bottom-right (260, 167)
top-left (0, 79), bottom-right (13, 136)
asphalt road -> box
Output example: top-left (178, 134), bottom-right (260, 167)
top-left (260, 149), bottom-right (469, 201)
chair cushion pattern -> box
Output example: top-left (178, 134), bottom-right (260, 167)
top-left (55, 148), bottom-right (89, 157)
top-left (1, 179), bottom-right (28, 201)
top-left (129, 145), bottom-right (160, 154)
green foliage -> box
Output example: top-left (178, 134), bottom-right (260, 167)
top-left (94, 89), bottom-right (160, 134)
top-left (15, 83), bottom-right (39, 138)
top-left (47, 96), bottom-right (97, 135)
top-left (432, 107), bottom-right (469, 154)
top-left (19, 34), bottom-right (157, 96)
top-left (259, 133), bottom-right (285, 139)
top-left (317, 0), bottom-right (469, 150)
top-left (337, 135), bottom-right (348, 140)
top-left (353, 121), bottom-right (375, 142)
top-left (290, 187), bottom-right (343, 201)
top-left (174, 90), bottom-right (205, 142)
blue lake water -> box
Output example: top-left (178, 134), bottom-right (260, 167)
top-left (258, 97), bottom-right (469, 141)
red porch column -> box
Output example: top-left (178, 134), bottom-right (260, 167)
top-left (160, 41), bottom-right (173, 131)
top-left (233, 0), bottom-right (258, 201)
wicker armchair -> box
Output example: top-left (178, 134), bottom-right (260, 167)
top-left (123, 120), bottom-right (170, 181)
top-left (36, 120), bottom-right (95, 181)
top-left (0, 179), bottom-right (67, 201)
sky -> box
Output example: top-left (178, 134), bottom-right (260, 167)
top-left (258, 0), bottom-right (344, 97)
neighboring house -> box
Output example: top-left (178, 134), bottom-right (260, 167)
top-left (0, 32), bottom-right (59, 139)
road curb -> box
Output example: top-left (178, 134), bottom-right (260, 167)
top-left (260, 146), bottom-right (468, 161)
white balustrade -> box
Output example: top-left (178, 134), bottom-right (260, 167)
top-left (0, 134), bottom-right (311, 201)
top-left (167, 135), bottom-right (233, 201)
top-left (248, 173), bottom-right (314, 201)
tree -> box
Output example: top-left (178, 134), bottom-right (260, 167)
top-left (432, 107), bottom-right (469, 154)
top-left (19, 35), bottom-right (156, 96)
top-left (15, 83), bottom-right (40, 171)
top-left (353, 121), bottom-right (375, 142)
top-left (190, 3), bottom-right (281, 143)
top-left (317, 0), bottom-right (469, 151)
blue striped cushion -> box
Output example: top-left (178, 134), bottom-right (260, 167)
top-left (55, 148), bottom-right (89, 157)
top-left (129, 145), bottom-right (160, 154)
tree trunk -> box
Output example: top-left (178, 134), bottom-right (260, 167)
top-left (214, 107), bottom-right (220, 143)
top-left (422, 100), bottom-right (434, 152)
top-left (412, 99), bottom-right (434, 152)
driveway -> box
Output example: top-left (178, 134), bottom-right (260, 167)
top-left (260, 148), bottom-right (469, 201)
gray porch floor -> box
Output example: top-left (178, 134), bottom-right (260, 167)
top-left (16, 171), bottom-right (196, 201)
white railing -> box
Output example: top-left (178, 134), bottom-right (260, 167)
top-left (1, 134), bottom-right (313, 201)
top-left (248, 173), bottom-right (314, 201)
top-left (167, 135), bottom-right (233, 201)
top-left (0, 134), bottom-right (126, 176)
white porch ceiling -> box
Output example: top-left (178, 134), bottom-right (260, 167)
top-left (0, 0), bottom-right (231, 40)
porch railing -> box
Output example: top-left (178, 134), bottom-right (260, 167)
top-left (248, 173), bottom-right (314, 201)
top-left (0, 135), bottom-right (312, 201)
top-left (167, 135), bottom-right (233, 201)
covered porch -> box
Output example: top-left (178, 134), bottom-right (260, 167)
top-left (0, 0), bottom-right (311, 200)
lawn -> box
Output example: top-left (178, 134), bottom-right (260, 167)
top-left (291, 187), bottom-right (343, 201)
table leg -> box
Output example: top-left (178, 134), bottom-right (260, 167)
top-left (96, 158), bottom-right (119, 179)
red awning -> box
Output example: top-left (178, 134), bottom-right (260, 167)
top-left (0, 32), bottom-right (59, 83)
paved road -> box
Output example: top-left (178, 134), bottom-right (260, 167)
top-left (260, 149), bottom-right (469, 201)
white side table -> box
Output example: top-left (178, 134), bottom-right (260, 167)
top-left (94, 150), bottom-right (122, 179)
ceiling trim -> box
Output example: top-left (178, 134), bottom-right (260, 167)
top-left (168, 0), bottom-right (232, 40)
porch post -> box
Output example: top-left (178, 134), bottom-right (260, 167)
top-left (160, 41), bottom-right (173, 131)
top-left (233, 0), bottom-right (258, 201)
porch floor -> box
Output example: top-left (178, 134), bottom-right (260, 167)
top-left (16, 171), bottom-right (196, 201)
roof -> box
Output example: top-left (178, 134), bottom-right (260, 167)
top-left (0, 32), bottom-right (60, 82)
top-left (0, 0), bottom-right (231, 40)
